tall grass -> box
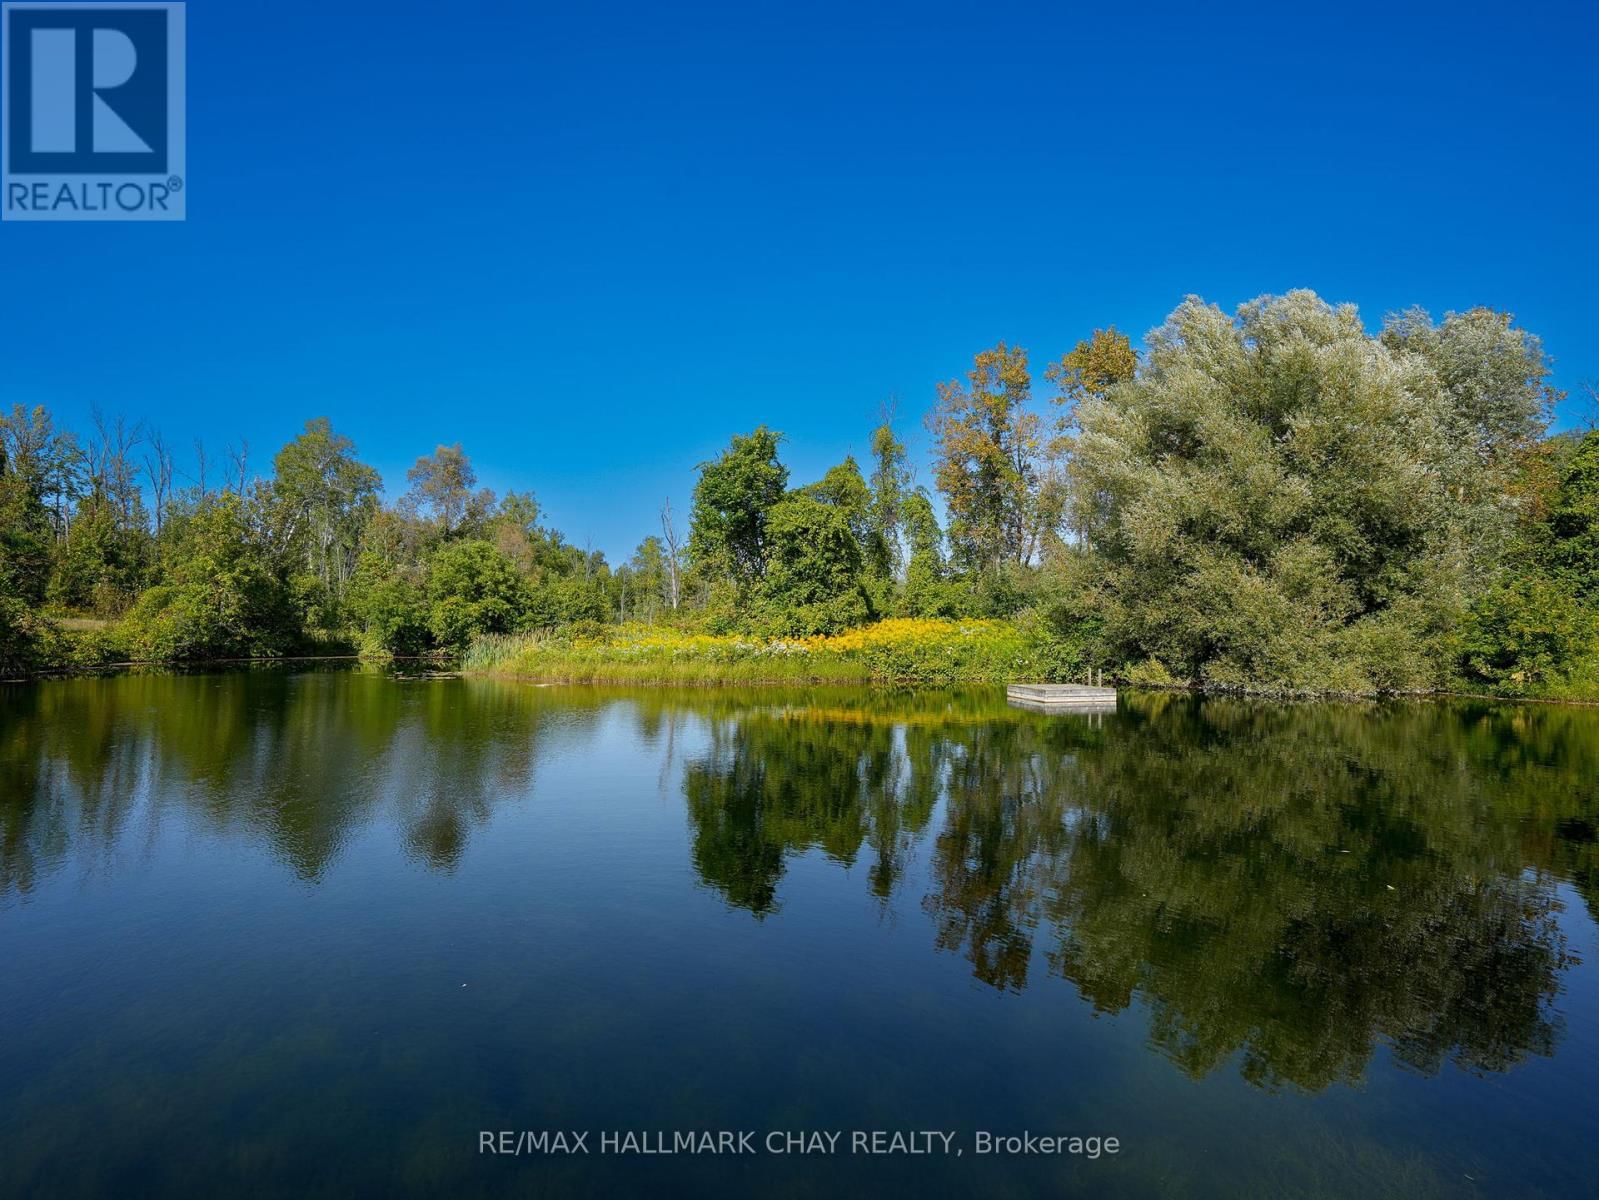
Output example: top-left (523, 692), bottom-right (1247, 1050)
top-left (464, 616), bottom-right (1087, 686)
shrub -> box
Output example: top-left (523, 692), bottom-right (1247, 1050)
top-left (118, 499), bottom-right (301, 663)
top-left (546, 574), bottom-right (610, 626)
top-left (67, 626), bottom-right (128, 667)
top-left (0, 595), bottom-right (45, 675)
top-left (356, 577), bottom-right (431, 657)
top-left (1459, 575), bottom-right (1598, 695)
top-left (426, 540), bottom-right (532, 649)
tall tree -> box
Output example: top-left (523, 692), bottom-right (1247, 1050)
top-left (927, 343), bottom-right (1043, 571)
top-left (759, 494), bottom-right (868, 633)
top-left (1380, 306), bottom-right (1556, 471)
top-left (489, 490), bottom-right (541, 574)
top-left (660, 498), bottom-right (683, 611)
top-left (0, 406), bottom-right (59, 605)
top-left (405, 444), bottom-right (483, 537)
top-left (1046, 327), bottom-right (1138, 418)
top-left (1071, 290), bottom-right (1551, 692)
top-left (89, 408), bottom-right (145, 530)
top-left (802, 455), bottom-right (873, 561)
top-left (627, 535), bottom-right (668, 622)
top-left (687, 427), bottom-right (788, 586)
top-left (122, 491), bottom-right (298, 661)
top-left (48, 408), bottom-right (153, 612)
top-left (0, 403), bottom-right (82, 541)
top-left (144, 430), bottom-right (176, 535)
top-left (272, 418), bottom-right (381, 594)
top-left (867, 416), bottom-right (912, 580)
top-left (898, 488), bottom-right (956, 616)
top-left (425, 540), bottom-right (532, 649)
top-left (1045, 329), bottom-right (1138, 548)
top-left (225, 441), bottom-right (250, 496)
top-left (1548, 432), bottom-right (1599, 598)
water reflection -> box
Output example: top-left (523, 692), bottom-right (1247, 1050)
top-left (0, 669), bottom-right (568, 888)
top-left (3, 673), bottom-right (1595, 1099)
top-left (678, 692), bottom-right (1596, 1091)
top-left (1043, 699), bottom-right (1585, 1090)
top-left (685, 702), bottom-right (944, 912)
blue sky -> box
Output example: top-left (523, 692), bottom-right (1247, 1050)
top-left (3, 0), bottom-right (1595, 562)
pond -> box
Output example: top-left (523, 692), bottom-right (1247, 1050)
top-left (2, 670), bottom-right (1596, 1198)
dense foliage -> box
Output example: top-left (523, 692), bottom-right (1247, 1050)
top-left (2, 289), bottom-right (1594, 694)
top-left (464, 614), bottom-right (1090, 686)
top-left (1070, 294), bottom-right (1556, 692)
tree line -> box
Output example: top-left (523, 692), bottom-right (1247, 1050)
top-left (3, 288), bottom-right (1596, 693)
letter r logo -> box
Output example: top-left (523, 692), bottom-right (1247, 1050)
top-left (31, 26), bottom-right (152, 154)
top-left (4, 4), bottom-right (173, 174)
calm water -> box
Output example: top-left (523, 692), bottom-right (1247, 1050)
top-left (2, 672), bottom-right (1597, 1199)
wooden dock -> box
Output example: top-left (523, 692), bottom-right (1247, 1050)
top-left (1006, 683), bottom-right (1118, 713)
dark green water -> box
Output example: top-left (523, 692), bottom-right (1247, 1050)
top-left (2, 671), bottom-right (1597, 1199)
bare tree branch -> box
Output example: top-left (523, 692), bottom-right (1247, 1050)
top-left (660, 497), bottom-right (682, 612)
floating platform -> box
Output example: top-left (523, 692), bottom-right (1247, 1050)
top-left (1006, 683), bottom-right (1118, 714)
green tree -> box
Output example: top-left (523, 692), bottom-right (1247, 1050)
top-left (406, 444), bottom-right (491, 537)
top-left (1458, 430), bottom-right (1599, 693)
top-left (0, 409), bottom-right (55, 607)
top-left (899, 489), bottom-right (967, 617)
top-left (49, 493), bottom-right (144, 613)
top-left (271, 418), bottom-right (381, 602)
top-left (757, 494), bottom-right (869, 634)
top-left (1046, 328), bottom-right (1137, 550)
top-left (347, 553), bottom-right (431, 656)
top-left (0, 595), bottom-right (45, 674)
top-left (625, 535), bottom-right (668, 622)
top-left (1070, 291), bottom-right (1551, 692)
top-left (543, 572), bottom-right (610, 626)
top-left (120, 493), bottom-right (299, 661)
top-left (1458, 574), bottom-right (1596, 693)
top-left (687, 427), bottom-right (788, 586)
top-left (1381, 306), bottom-right (1556, 471)
top-left (802, 456), bottom-right (872, 545)
top-left (927, 343), bottom-right (1043, 572)
top-left (426, 540), bottom-right (532, 649)
top-left (867, 418), bottom-right (912, 580)
top-left (0, 405), bottom-right (60, 671)
top-left (488, 490), bottom-right (542, 574)
top-left (1547, 431), bottom-right (1599, 597)
top-left (43, 409), bottom-right (154, 615)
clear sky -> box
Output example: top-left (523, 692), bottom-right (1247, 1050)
top-left (3, 0), bottom-right (1595, 562)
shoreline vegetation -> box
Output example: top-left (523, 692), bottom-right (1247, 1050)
top-left (17, 647), bottom-right (1599, 710)
top-left (5, 290), bottom-right (1598, 701)
top-left (460, 617), bottom-right (1080, 687)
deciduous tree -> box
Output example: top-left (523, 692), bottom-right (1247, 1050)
top-left (927, 344), bottom-right (1043, 572)
top-left (272, 418), bottom-right (381, 596)
top-left (1070, 291), bottom-right (1552, 692)
top-left (406, 444), bottom-right (481, 537)
top-left (688, 427), bottom-right (788, 586)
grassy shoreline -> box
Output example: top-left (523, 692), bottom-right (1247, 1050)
top-left (460, 617), bottom-right (1088, 688)
top-left (11, 614), bottom-right (1599, 706)
top-left (459, 619), bottom-right (1599, 704)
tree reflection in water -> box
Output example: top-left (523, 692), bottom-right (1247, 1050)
top-left (680, 691), bottom-right (1595, 1092)
top-left (0, 668), bottom-right (572, 887)
top-left (3, 673), bottom-right (1594, 1096)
